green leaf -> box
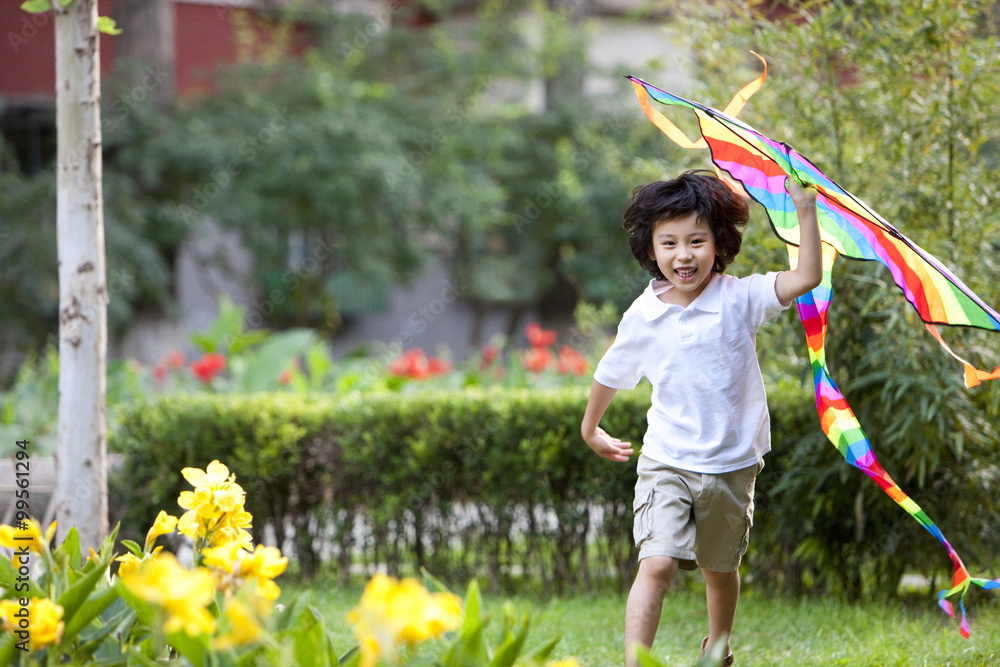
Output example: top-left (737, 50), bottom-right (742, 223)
top-left (121, 540), bottom-right (143, 557)
top-left (337, 645), bottom-right (360, 667)
top-left (0, 552), bottom-right (45, 598)
top-left (123, 649), bottom-right (160, 666)
top-left (56, 559), bottom-right (111, 631)
top-left (442, 622), bottom-right (487, 667)
top-left (420, 568), bottom-right (453, 595)
top-left (289, 607), bottom-right (331, 667)
top-left (635, 645), bottom-right (669, 667)
top-left (528, 636), bottom-right (560, 662)
top-left (0, 634), bottom-right (17, 667)
top-left (488, 614), bottom-right (529, 667)
top-left (55, 525), bottom-right (82, 569)
top-left (115, 579), bottom-right (155, 627)
top-left (165, 628), bottom-right (208, 667)
top-left (20, 0), bottom-right (52, 13)
top-left (305, 342), bottom-right (334, 390)
top-left (98, 16), bottom-right (122, 35)
top-left (62, 584), bottom-right (121, 645)
top-left (236, 328), bottom-right (317, 391)
top-left (189, 295), bottom-right (248, 354)
top-left (460, 579), bottom-right (483, 639)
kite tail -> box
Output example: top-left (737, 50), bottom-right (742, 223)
top-left (788, 244), bottom-right (1000, 636)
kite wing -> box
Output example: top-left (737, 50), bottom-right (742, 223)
top-left (628, 61), bottom-right (1000, 637)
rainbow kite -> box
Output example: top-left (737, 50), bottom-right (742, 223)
top-left (628, 53), bottom-right (1000, 637)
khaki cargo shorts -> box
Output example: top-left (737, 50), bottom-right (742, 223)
top-left (632, 453), bottom-right (762, 572)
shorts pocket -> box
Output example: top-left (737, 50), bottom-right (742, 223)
top-left (633, 489), bottom-right (654, 548)
top-left (735, 505), bottom-right (753, 559)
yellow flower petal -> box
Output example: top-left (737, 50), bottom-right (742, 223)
top-left (145, 511), bottom-right (178, 550)
top-left (202, 541), bottom-right (244, 574)
top-left (28, 598), bottom-right (64, 651)
top-left (122, 553), bottom-right (216, 636)
top-left (213, 599), bottom-right (265, 650)
top-left (0, 520), bottom-right (46, 553)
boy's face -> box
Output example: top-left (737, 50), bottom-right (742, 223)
top-left (649, 212), bottom-right (717, 306)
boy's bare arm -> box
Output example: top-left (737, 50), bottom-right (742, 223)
top-left (581, 380), bottom-right (634, 462)
top-left (775, 178), bottom-right (823, 306)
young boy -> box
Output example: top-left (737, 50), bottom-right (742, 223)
top-left (580, 170), bottom-right (820, 667)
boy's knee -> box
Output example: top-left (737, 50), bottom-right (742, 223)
top-left (639, 555), bottom-right (679, 585)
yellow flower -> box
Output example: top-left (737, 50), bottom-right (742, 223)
top-left (212, 599), bottom-right (265, 650)
top-left (181, 460), bottom-right (232, 489)
top-left (115, 552), bottom-right (143, 579)
top-left (348, 574), bottom-right (462, 666)
top-left (176, 461), bottom-right (249, 542)
top-left (116, 546), bottom-right (164, 580)
top-left (27, 598), bottom-right (64, 651)
top-left (122, 552), bottom-right (216, 636)
top-left (0, 519), bottom-right (56, 555)
top-left (241, 545), bottom-right (288, 600)
top-left (0, 598), bottom-right (65, 652)
top-left (0, 600), bottom-right (21, 633)
top-left (145, 511), bottom-right (178, 550)
top-left (202, 541), bottom-right (243, 573)
top-left (548, 659), bottom-right (583, 667)
top-left (202, 543), bottom-right (288, 600)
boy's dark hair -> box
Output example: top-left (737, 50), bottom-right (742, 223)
top-left (622, 170), bottom-right (749, 279)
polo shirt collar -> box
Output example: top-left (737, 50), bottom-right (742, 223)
top-left (639, 274), bottom-right (722, 321)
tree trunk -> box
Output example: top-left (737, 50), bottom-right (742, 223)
top-left (54, 0), bottom-right (109, 552)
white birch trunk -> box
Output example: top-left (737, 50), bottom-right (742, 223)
top-left (54, 0), bottom-right (109, 551)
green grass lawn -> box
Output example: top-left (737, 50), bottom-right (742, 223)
top-left (288, 579), bottom-right (1000, 666)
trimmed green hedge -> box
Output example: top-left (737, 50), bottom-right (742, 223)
top-left (111, 385), bottom-right (823, 593)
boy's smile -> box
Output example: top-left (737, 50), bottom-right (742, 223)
top-left (649, 212), bottom-right (717, 306)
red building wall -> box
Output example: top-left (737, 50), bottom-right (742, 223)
top-left (1, 1), bottom-right (309, 102)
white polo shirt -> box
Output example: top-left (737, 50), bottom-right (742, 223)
top-left (594, 272), bottom-right (788, 473)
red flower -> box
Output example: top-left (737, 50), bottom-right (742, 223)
top-left (427, 356), bottom-right (452, 376)
top-left (389, 349), bottom-right (451, 380)
top-left (153, 362), bottom-right (168, 382)
top-left (389, 349), bottom-right (428, 379)
top-left (525, 322), bottom-right (557, 348)
top-left (521, 347), bottom-right (553, 373)
top-left (480, 344), bottom-right (499, 369)
top-left (190, 353), bottom-right (227, 384)
top-left (167, 350), bottom-right (185, 369)
top-left (278, 369), bottom-right (294, 385)
top-left (557, 346), bottom-right (589, 376)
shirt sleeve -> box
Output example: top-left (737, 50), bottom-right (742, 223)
top-left (593, 309), bottom-right (644, 390)
top-left (744, 271), bottom-right (789, 329)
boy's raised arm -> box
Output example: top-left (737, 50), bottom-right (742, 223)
top-left (581, 380), bottom-right (634, 462)
top-left (775, 178), bottom-right (822, 306)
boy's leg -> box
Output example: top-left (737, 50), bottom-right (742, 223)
top-left (625, 555), bottom-right (678, 667)
top-left (701, 567), bottom-right (739, 657)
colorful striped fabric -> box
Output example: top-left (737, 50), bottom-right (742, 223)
top-left (628, 63), bottom-right (1000, 636)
